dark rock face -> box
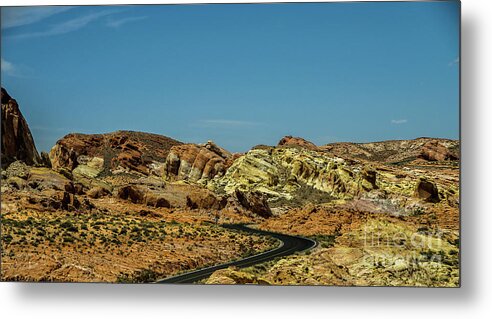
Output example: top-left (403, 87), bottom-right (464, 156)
top-left (414, 179), bottom-right (440, 203)
top-left (1, 88), bottom-right (41, 167)
top-left (233, 189), bottom-right (272, 218)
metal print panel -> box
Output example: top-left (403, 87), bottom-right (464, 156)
top-left (0, 1), bottom-right (460, 286)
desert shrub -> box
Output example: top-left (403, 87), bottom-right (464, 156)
top-left (63, 236), bottom-right (74, 243)
top-left (60, 221), bottom-right (78, 232)
top-left (117, 269), bottom-right (160, 283)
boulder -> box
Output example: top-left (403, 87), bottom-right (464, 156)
top-left (144, 193), bottom-right (171, 208)
top-left (186, 192), bottom-right (226, 210)
top-left (414, 179), bottom-right (440, 203)
top-left (115, 184), bottom-right (171, 208)
top-left (1, 88), bottom-right (41, 167)
top-left (116, 185), bottom-right (145, 204)
top-left (86, 186), bottom-right (110, 199)
top-left (27, 167), bottom-right (72, 191)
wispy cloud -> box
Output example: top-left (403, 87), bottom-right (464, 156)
top-left (1, 58), bottom-right (15, 76)
top-left (448, 57), bottom-right (460, 67)
top-left (194, 119), bottom-right (263, 128)
top-left (1, 58), bottom-right (33, 78)
top-left (31, 125), bottom-right (71, 133)
top-left (9, 10), bottom-right (117, 40)
top-left (106, 16), bottom-right (147, 28)
top-left (391, 119), bottom-right (408, 125)
top-left (1, 6), bottom-right (72, 29)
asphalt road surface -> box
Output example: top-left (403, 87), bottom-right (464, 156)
top-left (155, 224), bottom-right (317, 284)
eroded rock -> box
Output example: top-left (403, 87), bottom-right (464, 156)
top-left (49, 131), bottom-right (182, 175)
top-left (1, 88), bottom-right (41, 167)
top-left (231, 189), bottom-right (272, 218)
top-left (164, 141), bottom-right (231, 183)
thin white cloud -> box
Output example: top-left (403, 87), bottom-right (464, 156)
top-left (194, 119), bottom-right (263, 128)
top-left (391, 119), bottom-right (408, 125)
top-left (1, 58), bottom-right (33, 78)
top-left (1, 58), bottom-right (15, 76)
top-left (448, 57), bottom-right (460, 67)
top-left (9, 10), bottom-right (117, 40)
top-left (31, 126), bottom-right (71, 133)
top-left (106, 16), bottom-right (147, 28)
top-left (1, 6), bottom-right (72, 29)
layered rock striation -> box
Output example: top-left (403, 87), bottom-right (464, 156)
top-left (164, 140), bottom-right (233, 184)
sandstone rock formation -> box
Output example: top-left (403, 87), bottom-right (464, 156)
top-left (277, 135), bottom-right (317, 150)
top-left (49, 131), bottom-right (182, 176)
top-left (209, 147), bottom-right (378, 203)
top-left (164, 140), bottom-right (232, 184)
top-left (1, 88), bottom-right (40, 167)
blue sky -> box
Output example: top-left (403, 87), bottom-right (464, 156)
top-left (1, 2), bottom-right (460, 153)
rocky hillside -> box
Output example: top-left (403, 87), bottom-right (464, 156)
top-left (1, 88), bottom-right (41, 167)
top-left (208, 147), bottom-right (376, 203)
top-left (321, 138), bottom-right (459, 164)
top-left (49, 130), bottom-right (182, 177)
top-left (206, 144), bottom-right (458, 209)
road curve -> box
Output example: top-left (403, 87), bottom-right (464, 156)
top-left (155, 224), bottom-right (317, 284)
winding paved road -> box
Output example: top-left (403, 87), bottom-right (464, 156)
top-left (155, 224), bottom-right (317, 284)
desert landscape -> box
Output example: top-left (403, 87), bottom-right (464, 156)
top-left (0, 87), bottom-right (460, 286)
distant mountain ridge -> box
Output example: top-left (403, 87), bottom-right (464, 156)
top-left (320, 137), bottom-right (459, 163)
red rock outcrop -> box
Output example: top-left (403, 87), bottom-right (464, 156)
top-left (49, 131), bottom-right (182, 175)
top-left (1, 88), bottom-right (41, 167)
top-left (164, 141), bottom-right (233, 183)
top-left (419, 140), bottom-right (459, 162)
top-left (277, 136), bottom-right (317, 150)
